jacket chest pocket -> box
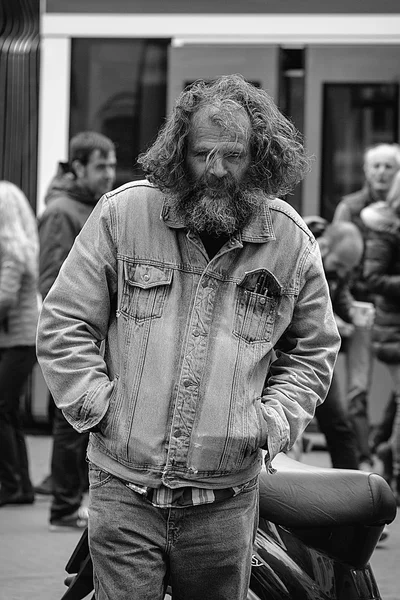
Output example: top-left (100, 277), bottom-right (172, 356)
top-left (120, 262), bottom-right (173, 321)
top-left (233, 269), bottom-right (282, 344)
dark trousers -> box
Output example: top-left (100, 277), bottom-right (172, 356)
top-left (371, 393), bottom-right (396, 451)
top-left (315, 371), bottom-right (359, 469)
top-left (50, 406), bottom-right (89, 522)
top-left (0, 346), bottom-right (36, 495)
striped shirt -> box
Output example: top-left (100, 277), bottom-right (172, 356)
top-left (124, 479), bottom-right (256, 508)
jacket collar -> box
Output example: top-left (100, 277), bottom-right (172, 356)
top-left (44, 162), bottom-right (98, 207)
top-left (160, 194), bottom-right (276, 243)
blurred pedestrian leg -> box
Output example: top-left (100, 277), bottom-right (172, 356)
top-left (346, 324), bottom-right (374, 468)
top-left (315, 372), bottom-right (359, 469)
top-left (49, 406), bottom-right (89, 528)
top-left (0, 346), bottom-right (37, 504)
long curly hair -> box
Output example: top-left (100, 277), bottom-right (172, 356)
top-left (0, 181), bottom-right (39, 278)
top-left (138, 74), bottom-right (312, 197)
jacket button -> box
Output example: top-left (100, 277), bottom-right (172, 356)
top-left (193, 329), bottom-right (200, 337)
top-left (183, 380), bottom-right (192, 387)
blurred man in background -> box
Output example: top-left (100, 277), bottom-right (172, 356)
top-left (35, 131), bottom-right (116, 531)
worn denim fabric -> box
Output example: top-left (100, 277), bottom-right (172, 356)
top-left (37, 181), bottom-right (340, 489)
top-left (345, 325), bottom-right (374, 463)
top-left (88, 462), bottom-right (258, 600)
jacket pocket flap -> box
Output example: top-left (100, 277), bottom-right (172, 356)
top-left (124, 262), bottom-right (173, 289)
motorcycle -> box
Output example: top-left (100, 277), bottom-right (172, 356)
top-left (60, 452), bottom-right (397, 600)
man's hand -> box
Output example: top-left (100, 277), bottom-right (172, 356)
top-left (334, 314), bottom-right (355, 338)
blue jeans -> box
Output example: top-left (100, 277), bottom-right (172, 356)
top-left (345, 325), bottom-right (374, 464)
top-left (88, 463), bottom-right (258, 600)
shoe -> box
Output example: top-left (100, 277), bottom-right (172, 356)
top-left (34, 474), bottom-right (53, 496)
top-left (49, 506), bottom-right (89, 532)
top-left (0, 490), bottom-right (35, 507)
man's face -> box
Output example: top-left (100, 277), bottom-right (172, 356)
top-left (186, 107), bottom-right (251, 186)
top-left (180, 106), bottom-right (258, 236)
top-left (76, 149), bottom-right (117, 200)
top-left (364, 147), bottom-right (400, 198)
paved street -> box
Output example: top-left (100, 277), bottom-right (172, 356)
top-left (0, 434), bottom-right (399, 600)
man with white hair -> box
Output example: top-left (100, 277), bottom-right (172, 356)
top-left (333, 143), bottom-right (400, 470)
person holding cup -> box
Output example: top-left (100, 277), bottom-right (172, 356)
top-left (361, 169), bottom-right (400, 504)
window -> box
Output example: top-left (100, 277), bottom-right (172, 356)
top-left (278, 48), bottom-right (305, 214)
top-left (70, 39), bottom-right (169, 187)
top-left (321, 83), bottom-right (398, 221)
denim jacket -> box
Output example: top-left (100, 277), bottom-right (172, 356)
top-left (37, 181), bottom-right (340, 489)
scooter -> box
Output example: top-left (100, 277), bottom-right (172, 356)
top-left (60, 453), bottom-right (397, 600)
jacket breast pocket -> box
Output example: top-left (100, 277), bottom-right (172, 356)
top-left (120, 262), bottom-right (173, 321)
top-left (233, 269), bottom-right (282, 344)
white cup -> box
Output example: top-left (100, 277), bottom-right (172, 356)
top-left (351, 301), bottom-right (375, 328)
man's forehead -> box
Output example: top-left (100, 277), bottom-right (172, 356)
top-left (88, 149), bottom-right (116, 164)
top-left (366, 147), bottom-right (400, 166)
top-left (190, 104), bottom-right (251, 143)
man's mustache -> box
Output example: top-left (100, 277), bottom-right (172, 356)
top-left (190, 173), bottom-right (240, 195)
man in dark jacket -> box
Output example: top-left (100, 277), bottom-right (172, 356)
top-left (333, 143), bottom-right (400, 469)
top-left (36, 131), bottom-right (116, 530)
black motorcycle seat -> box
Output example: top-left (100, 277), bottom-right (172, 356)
top-left (259, 453), bottom-right (397, 528)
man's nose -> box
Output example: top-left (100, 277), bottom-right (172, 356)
top-left (208, 156), bottom-right (228, 178)
top-left (106, 166), bottom-right (116, 180)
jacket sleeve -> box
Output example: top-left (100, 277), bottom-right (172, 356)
top-left (364, 231), bottom-right (400, 297)
top-left (260, 242), bottom-right (341, 460)
top-left (36, 196), bottom-right (118, 432)
top-left (332, 281), bottom-right (354, 323)
top-left (38, 209), bottom-right (78, 299)
top-left (0, 255), bottom-right (24, 320)
top-left (332, 199), bottom-right (351, 222)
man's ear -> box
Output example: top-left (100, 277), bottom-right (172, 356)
top-left (71, 159), bottom-right (85, 180)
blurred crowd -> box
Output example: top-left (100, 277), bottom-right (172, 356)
top-left (0, 131), bottom-right (116, 533)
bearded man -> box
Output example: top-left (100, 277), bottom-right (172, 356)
top-left (36, 75), bottom-right (340, 600)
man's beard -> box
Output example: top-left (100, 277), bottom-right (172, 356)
top-left (172, 171), bottom-right (263, 237)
